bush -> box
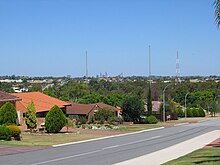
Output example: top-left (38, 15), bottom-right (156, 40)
top-left (192, 108), bottom-right (199, 117)
top-left (198, 108), bottom-right (205, 117)
top-left (94, 109), bottom-right (115, 123)
top-left (186, 108), bottom-right (193, 117)
top-left (175, 108), bottom-right (184, 117)
top-left (7, 125), bottom-right (21, 139)
top-left (0, 102), bottom-right (17, 125)
top-left (45, 105), bottom-right (66, 133)
top-left (144, 115), bottom-right (158, 124)
top-left (76, 116), bottom-right (87, 125)
top-left (0, 125), bottom-right (11, 141)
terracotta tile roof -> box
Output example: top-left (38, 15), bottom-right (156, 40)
top-left (66, 102), bottom-right (121, 115)
top-left (11, 92), bottom-right (71, 113)
top-left (0, 91), bottom-right (21, 102)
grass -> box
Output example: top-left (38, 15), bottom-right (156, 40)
top-left (164, 148), bottom-right (220, 165)
top-left (0, 133), bottom-right (104, 146)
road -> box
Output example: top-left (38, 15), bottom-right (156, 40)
top-left (1, 118), bottom-right (220, 165)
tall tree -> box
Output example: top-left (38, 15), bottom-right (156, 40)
top-left (122, 96), bottom-right (144, 123)
top-left (25, 101), bottom-right (37, 132)
top-left (147, 84), bottom-right (152, 116)
top-left (214, 0), bottom-right (220, 27)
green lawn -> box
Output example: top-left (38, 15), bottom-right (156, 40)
top-left (0, 133), bottom-right (104, 146)
top-left (164, 148), bottom-right (220, 165)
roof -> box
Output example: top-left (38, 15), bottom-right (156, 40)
top-left (0, 91), bottom-right (21, 102)
top-left (66, 102), bottom-right (121, 115)
top-left (11, 92), bottom-right (71, 113)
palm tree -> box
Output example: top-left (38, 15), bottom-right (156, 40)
top-left (214, 0), bottom-right (220, 27)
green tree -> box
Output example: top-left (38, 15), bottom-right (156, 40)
top-left (214, 0), bottom-right (220, 27)
top-left (28, 84), bottom-right (42, 92)
top-left (122, 96), bottom-right (145, 123)
top-left (25, 101), bottom-right (37, 132)
top-left (0, 102), bottom-right (17, 125)
top-left (147, 84), bottom-right (152, 116)
top-left (45, 105), bottom-right (66, 133)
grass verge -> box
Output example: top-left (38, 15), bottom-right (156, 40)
top-left (0, 133), bottom-right (104, 146)
top-left (164, 148), bottom-right (220, 165)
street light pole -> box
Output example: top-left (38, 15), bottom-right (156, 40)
top-left (184, 92), bottom-right (190, 119)
top-left (163, 84), bottom-right (172, 122)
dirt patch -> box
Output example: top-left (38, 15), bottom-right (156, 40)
top-left (204, 138), bottom-right (220, 148)
top-left (0, 145), bottom-right (50, 156)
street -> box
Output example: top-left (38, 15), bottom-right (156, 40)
top-left (0, 118), bottom-right (220, 165)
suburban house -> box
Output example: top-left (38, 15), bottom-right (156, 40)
top-left (0, 91), bottom-right (21, 107)
top-left (66, 102), bottom-right (122, 120)
top-left (11, 92), bottom-right (71, 126)
top-left (145, 101), bottom-right (162, 113)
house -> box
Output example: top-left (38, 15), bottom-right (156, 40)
top-left (66, 102), bottom-right (122, 120)
top-left (145, 101), bottom-right (162, 113)
top-left (11, 92), bottom-right (71, 127)
top-left (0, 91), bottom-right (21, 107)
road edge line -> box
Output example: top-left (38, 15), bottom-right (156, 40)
top-left (52, 127), bottom-right (165, 147)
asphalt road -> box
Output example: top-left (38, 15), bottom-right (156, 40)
top-left (1, 118), bottom-right (220, 165)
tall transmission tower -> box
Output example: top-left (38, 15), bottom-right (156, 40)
top-left (86, 51), bottom-right (88, 78)
top-left (176, 51), bottom-right (180, 83)
top-left (149, 45), bottom-right (151, 78)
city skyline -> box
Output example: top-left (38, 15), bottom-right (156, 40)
top-left (0, 0), bottom-right (219, 77)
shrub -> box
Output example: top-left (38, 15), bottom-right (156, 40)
top-left (94, 109), bottom-right (115, 123)
top-left (45, 105), bottom-right (66, 133)
top-left (198, 108), bottom-right (205, 117)
top-left (108, 116), bottom-right (124, 125)
top-left (186, 108), bottom-right (193, 117)
top-left (192, 108), bottom-right (199, 117)
top-left (7, 125), bottom-right (21, 138)
top-left (0, 102), bottom-right (17, 125)
top-left (175, 108), bottom-right (184, 118)
top-left (25, 101), bottom-right (37, 131)
top-left (0, 125), bottom-right (11, 141)
top-left (145, 115), bottom-right (158, 124)
top-left (76, 116), bottom-right (87, 125)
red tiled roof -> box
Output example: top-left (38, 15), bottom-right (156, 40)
top-left (0, 91), bottom-right (21, 102)
top-left (66, 102), bottom-right (121, 115)
top-left (12, 92), bottom-right (71, 113)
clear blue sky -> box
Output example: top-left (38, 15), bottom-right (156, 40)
top-left (0, 0), bottom-right (219, 77)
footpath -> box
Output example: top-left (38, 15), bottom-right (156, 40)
top-left (114, 130), bottom-right (220, 165)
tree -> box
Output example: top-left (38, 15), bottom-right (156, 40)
top-left (25, 101), bottom-right (37, 132)
top-left (147, 84), bottom-right (152, 116)
top-left (122, 96), bottom-right (145, 123)
top-left (0, 102), bottom-right (17, 125)
top-left (45, 105), bottom-right (66, 133)
top-left (214, 0), bottom-right (220, 27)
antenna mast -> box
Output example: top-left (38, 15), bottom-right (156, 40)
top-left (86, 51), bottom-right (88, 78)
top-left (176, 51), bottom-right (180, 83)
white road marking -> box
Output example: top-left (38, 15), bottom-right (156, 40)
top-left (31, 135), bottom-right (161, 165)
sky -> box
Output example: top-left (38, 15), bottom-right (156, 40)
top-left (0, 0), bottom-right (219, 77)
